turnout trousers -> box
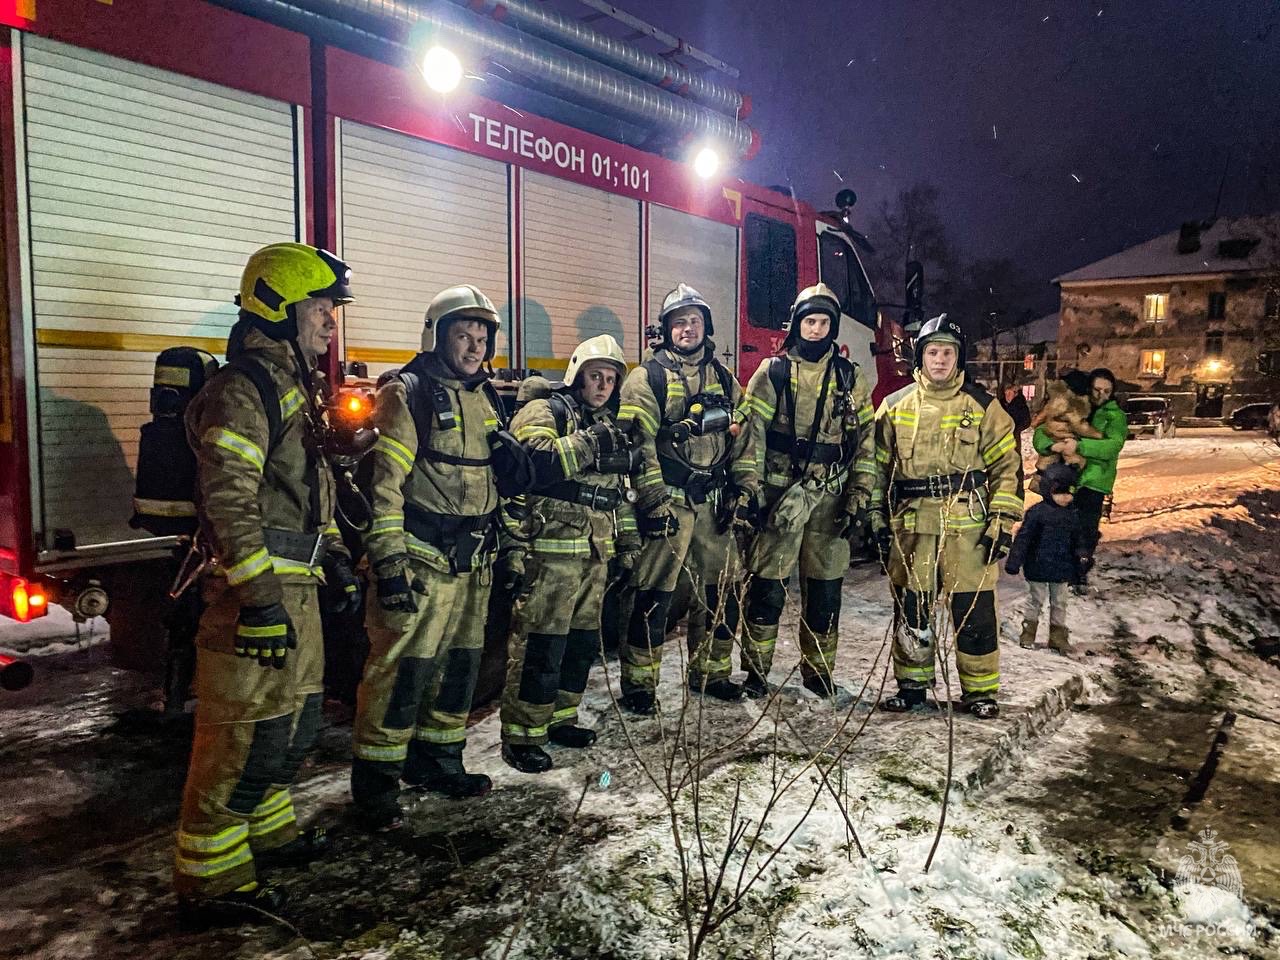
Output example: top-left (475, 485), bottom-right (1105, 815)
top-left (620, 497), bottom-right (740, 695)
top-left (743, 486), bottom-right (850, 684)
top-left (173, 579), bottom-right (323, 899)
top-left (351, 559), bottom-right (490, 803)
top-left (887, 522), bottom-right (1001, 701)
top-left (500, 553), bottom-right (607, 745)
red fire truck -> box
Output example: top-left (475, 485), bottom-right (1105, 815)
top-left (0, 0), bottom-right (905, 654)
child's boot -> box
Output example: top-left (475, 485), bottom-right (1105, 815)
top-left (1019, 619), bottom-right (1038, 649)
top-left (1048, 624), bottom-right (1072, 654)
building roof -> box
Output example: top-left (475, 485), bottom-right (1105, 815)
top-left (1055, 214), bottom-right (1280, 284)
top-left (994, 312), bottom-right (1059, 347)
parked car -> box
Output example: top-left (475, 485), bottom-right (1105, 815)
top-left (1228, 403), bottom-right (1274, 431)
top-left (1122, 395), bottom-right (1177, 439)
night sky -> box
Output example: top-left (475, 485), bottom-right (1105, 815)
top-left (637, 0), bottom-right (1280, 309)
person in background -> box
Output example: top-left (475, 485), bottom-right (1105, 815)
top-left (1001, 382), bottom-right (1032, 498)
top-left (1005, 462), bottom-right (1089, 654)
top-left (1032, 367), bottom-right (1126, 575)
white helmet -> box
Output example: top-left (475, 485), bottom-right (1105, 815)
top-left (422, 284), bottom-right (500, 360)
top-left (564, 333), bottom-right (626, 387)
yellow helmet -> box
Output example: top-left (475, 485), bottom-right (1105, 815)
top-left (564, 333), bottom-right (626, 387)
top-left (422, 284), bottom-right (501, 360)
top-left (237, 242), bottom-right (354, 335)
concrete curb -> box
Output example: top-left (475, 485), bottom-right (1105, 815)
top-left (960, 672), bottom-right (1087, 796)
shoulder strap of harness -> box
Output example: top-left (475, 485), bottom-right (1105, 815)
top-left (547, 391), bottom-right (577, 437)
top-left (397, 370), bottom-right (492, 468)
top-left (960, 380), bottom-right (995, 410)
top-left (643, 357), bottom-right (669, 421)
top-left (646, 352), bottom-right (736, 423)
top-left (225, 356), bottom-right (283, 454)
top-left (481, 379), bottom-right (510, 430)
top-left (767, 355), bottom-right (792, 426)
top-left (833, 354), bottom-right (856, 396)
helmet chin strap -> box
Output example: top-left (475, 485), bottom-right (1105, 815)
top-left (669, 336), bottom-right (706, 357)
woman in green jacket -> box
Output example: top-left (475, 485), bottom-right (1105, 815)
top-left (1032, 367), bottom-right (1127, 567)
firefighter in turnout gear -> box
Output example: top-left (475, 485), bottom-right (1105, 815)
top-left (174, 243), bottom-right (356, 917)
top-left (616, 283), bottom-right (749, 715)
top-left (872, 314), bottom-right (1023, 719)
top-left (499, 334), bottom-right (639, 773)
top-left (350, 284), bottom-right (506, 830)
top-left (737, 284), bottom-right (877, 698)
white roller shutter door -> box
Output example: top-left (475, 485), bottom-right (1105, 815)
top-left (339, 122), bottom-right (510, 377)
top-left (522, 171), bottom-right (639, 372)
top-left (22, 34), bottom-right (299, 551)
top-left (648, 204), bottom-right (739, 369)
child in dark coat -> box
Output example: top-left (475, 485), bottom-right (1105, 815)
top-left (1005, 462), bottom-right (1089, 653)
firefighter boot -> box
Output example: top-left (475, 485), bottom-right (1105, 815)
top-left (880, 685), bottom-right (929, 713)
top-left (548, 725), bottom-right (597, 748)
top-left (802, 673), bottom-right (837, 698)
top-left (256, 827), bottom-right (331, 870)
top-left (350, 760), bottom-right (404, 832)
top-left (620, 688), bottom-right (657, 716)
top-left (1048, 624), bottom-right (1072, 654)
top-left (1019, 619), bottom-right (1038, 649)
top-left (502, 743), bottom-right (553, 774)
top-left (178, 881), bottom-right (288, 929)
top-left (742, 671), bottom-right (770, 699)
top-left (404, 742), bottom-right (492, 798)
top-left (689, 676), bottom-right (743, 701)
top-left (968, 699), bottom-right (1001, 720)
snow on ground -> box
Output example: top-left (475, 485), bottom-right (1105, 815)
top-left (3, 430), bottom-right (1280, 960)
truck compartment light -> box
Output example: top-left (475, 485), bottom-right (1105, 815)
top-left (693, 146), bottom-right (720, 179)
top-left (421, 45), bottom-right (463, 93)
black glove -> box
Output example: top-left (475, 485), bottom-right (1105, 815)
top-left (1004, 559), bottom-right (1020, 577)
top-left (321, 553), bottom-right (362, 615)
top-left (375, 555), bottom-right (425, 614)
top-left (837, 506), bottom-right (867, 541)
top-left (637, 503), bottom-right (680, 540)
top-left (979, 515), bottom-right (1016, 565)
top-left (584, 421), bottom-right (627, 461)
top-left (236, 602), bottom-right (297, 670)
top-left (868, 511), bottom-right (892, 576)
top-left (497, 548), bottom-right (528, 598)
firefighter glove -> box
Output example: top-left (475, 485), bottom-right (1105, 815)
top-left (837, 490), bottom-right (869, 542)
top-left (979, 514), bottom-right (1016, 565)
top-left (236, 603), bottom-right (297, 670)
top-left (584, 420), bottom-right (627, 463)
top-left (868, 509), bottom-right (892, 575)
top-left (638, 502), bottom-right (680, 540)
top-left (497, 548), bottom-right (529, 599)
top-left (732, 488), bottom-right (763, 531)
top-left (321, 553), bottom-right (362, 615)
top-left (375, 554), bottom-right (425, 614)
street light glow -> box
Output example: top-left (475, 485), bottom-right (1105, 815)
top-left (421, 46), bottom-right (462, 93)
top-left (693, 146), bottom-right (720, 179)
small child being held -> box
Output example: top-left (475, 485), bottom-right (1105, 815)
top-left (1005, 462), bottom-right (1090, 653)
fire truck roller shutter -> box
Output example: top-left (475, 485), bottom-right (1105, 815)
top-left (647, 204), bottom-right (739, 367)
top-left (21, 35), bottom-right (298, 550)
top-left (338, 122), bottom-right (510, 378)
top-left (522, 171), bottom-right (639, 373)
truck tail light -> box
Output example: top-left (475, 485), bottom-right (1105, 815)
top-left (1, 573), bottom-right (48, 623)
